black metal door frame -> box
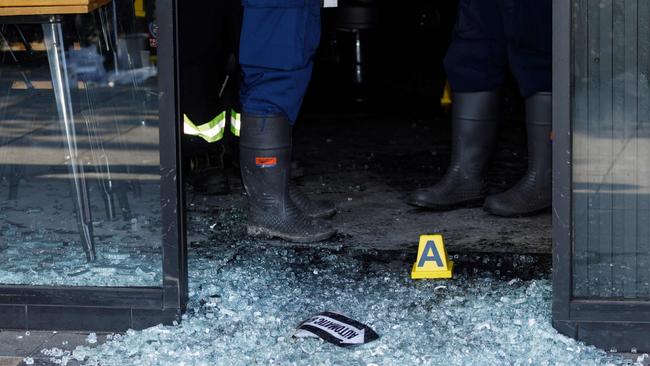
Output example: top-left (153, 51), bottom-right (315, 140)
top-left (0, 0), bottom-right (187, 332)
top-left (551, 0), bottom-right (650, 352)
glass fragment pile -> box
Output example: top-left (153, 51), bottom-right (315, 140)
top-left (41, 209), bottom-right (642, 366)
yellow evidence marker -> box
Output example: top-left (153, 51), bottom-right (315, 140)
top-left (134, 0), bottom-right (146, 17)
top-left (440, 81), bottom-right (453, 109)
top-left (411, 234), bottom-right (454, 279)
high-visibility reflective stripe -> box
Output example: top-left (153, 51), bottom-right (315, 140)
top-left (230, 109), bottom-right (241, 137)
top-left (183, 112), bottom-right (226, 143)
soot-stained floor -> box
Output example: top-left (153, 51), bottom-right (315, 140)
top-left (199, 101), bottom-right (551, 254)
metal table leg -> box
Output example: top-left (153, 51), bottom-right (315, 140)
top-left (42, 22), bottom-right (96, 262)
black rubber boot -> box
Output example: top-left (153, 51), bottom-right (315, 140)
top-left (240, 115), bottom-right (336, 242)
top-left (289, 184), bottom-right (337, 218)
top-left (407, 90), bottom-right (501, 210)
top-left (484, 92), bottom-right (552, 217)
top-left (191, 167), bottom-right (230, 195)
top-left (183, 137), bottom-right (230, 195)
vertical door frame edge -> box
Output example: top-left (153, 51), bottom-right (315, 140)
top-left (552, 0), bottom-right (573, 324)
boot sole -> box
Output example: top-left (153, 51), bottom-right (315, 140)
top-left (246, 225), bottom-right (336, 243)
top-left (307, 208), bottom-right (337, 219)
top-left (483, 205), bottom-right (551, 218)
top-left (407, 197), bottom-right (485, 211)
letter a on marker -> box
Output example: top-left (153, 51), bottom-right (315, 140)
top-left (417, 241), bottom-right (443, 267)
top-left (411, 234), bottom-right (454, 279)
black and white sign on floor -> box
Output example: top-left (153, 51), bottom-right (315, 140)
top-left (294, 312), bottom-right (380, 348)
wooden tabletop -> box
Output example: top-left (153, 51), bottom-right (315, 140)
top-left (0, 0), bottom-right (111, 16)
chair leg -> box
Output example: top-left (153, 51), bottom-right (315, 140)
top-left (42, 22), bottom-right (96, 262)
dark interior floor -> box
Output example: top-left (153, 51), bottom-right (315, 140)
top-left (299, 107), bottom-right (551, 253)
top-left (192, 98), bottom-right (551, 254)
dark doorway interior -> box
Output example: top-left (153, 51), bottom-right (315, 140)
top-left (194, 3), bottom-right (551, 255)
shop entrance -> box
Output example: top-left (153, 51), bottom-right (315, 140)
top-left (0, 0), bottom-right (649, 364)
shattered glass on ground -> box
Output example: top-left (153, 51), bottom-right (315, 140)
top-left (42, 208), bottom-right (642, 366)
top-left (0, 180), bottom-right (163, 287)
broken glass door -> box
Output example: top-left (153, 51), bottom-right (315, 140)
top-left (0, 1), bottom-right (164, 287)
